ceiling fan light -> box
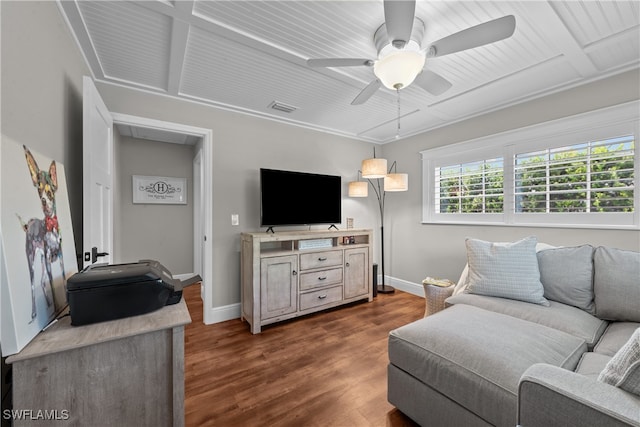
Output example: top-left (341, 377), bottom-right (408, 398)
top-left (348, 181), bottom-right (369, 197)
top-left (384, 173), bottom-right (408, 191)
top-left (361, 158), bottom-right (388, 178)
top-left (373, 50), bottom-right (426, 90)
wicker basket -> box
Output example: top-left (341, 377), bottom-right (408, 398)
top-left (422, 283), bottom-right (455, 317)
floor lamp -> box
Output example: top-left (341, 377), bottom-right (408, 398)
top-left (348, 150), bottom-right (408, 294)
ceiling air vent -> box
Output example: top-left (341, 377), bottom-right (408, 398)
top-left (268, 101), bottom-right (298, 114)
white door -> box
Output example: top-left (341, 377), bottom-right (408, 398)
top-left (82, 76), bottom-right (113, 267)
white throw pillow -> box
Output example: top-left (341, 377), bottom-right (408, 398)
top-left (453, 242), bottom-right (555, 296)
top-left (464, 236), bottom-right (549, 306)
top-left (598, 328), bottom-right (640, 396)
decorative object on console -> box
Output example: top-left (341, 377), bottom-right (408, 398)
top-left (342, 236), bottom-right (357, 245)
top-left (348, 148), bottom-right (408, 294)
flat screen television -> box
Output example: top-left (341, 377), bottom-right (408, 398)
top-left (260, 168), bottom-right (342, 228)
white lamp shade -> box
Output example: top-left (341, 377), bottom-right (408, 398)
top-left (384, 173), bottom-right (408, 192)
top-left (361, 158), bottom-right (387, 178)
top-left (373, 50), bottom-right (426, 90)
top-left (348, 181), bottom-right (369, 197)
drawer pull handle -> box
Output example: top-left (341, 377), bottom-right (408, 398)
top-left (318, 276), bottom-right (327, 281)
top-left (345, 262), bottom-right (350, 267)
top-left (318, 257), bottom-right (327, 261)
top-left (292, 270), bottom-right (297, 276)
top-left (318, 294), bottom-right (327, 299)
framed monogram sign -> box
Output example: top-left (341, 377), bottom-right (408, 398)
top-left (132, 175), bottom-right (187, 205)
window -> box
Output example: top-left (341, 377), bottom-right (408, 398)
top-left (422, 101), bottom-right (639, 229)
top-left (436, 159), bottom-right (504, 213)
top-left (514, 136), bottom-right (634, 214)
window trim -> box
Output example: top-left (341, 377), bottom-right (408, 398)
top-left (421, 101), bottom-right (640, 229)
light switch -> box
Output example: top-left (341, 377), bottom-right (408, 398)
top-left (231, 214), bottom-right (239, 226)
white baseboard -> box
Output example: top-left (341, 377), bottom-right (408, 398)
top-left (203, 303), bottom-right (241, 325)
top-left (379, 275), bottom-right (424, 298)
top-left (173, 272), bottom-right (195, 281)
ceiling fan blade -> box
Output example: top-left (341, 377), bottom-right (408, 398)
top-left (307, 58), bottom-right (373, 68)
top-left (351, 80), bottom-right (382, 105)
top-left (384, 0), bottom-right (416, 48)
top-left (414, 70), bottom-right (452, 96)
top-left (427, 15), bottom-right (516, 58)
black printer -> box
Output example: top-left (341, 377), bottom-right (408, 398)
top-left (66, 260), bottom-right (185, 326)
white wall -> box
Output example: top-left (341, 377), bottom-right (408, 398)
top-left (380, 69), bottom-right (640, 290)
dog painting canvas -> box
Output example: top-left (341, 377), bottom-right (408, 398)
top-left (1, 140), bottom-right (78, 356)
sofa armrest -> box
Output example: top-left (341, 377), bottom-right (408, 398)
top-left (518, 363), bottom-right (640, 427)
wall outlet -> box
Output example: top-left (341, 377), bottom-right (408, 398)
top-left (231, 214), bottom-right (239, 226)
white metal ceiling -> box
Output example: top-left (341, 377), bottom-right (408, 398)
top-left (59, 0), bottom-right (640, 143)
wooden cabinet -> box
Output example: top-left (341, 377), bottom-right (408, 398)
top-left (6, 301), bottom-right (191, 427)
top-left (261, 255), bottom-right (298, 319)
top-left (344, 247), bottom-right (369, 299)
top-left (241, 229), bottom-right (373, 333)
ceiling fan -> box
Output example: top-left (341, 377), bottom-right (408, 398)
top-left (307, 0), bottom-right (516, 105)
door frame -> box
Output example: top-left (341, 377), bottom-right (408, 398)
top-left (111, 113), bottom-right (215, 324)
top-left (192, 148), bottom-right (203, 295)
top-left (82, 76), bottom-right (114, 268)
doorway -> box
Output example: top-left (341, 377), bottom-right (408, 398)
top-left (111, 113), bottom-right (214, 324)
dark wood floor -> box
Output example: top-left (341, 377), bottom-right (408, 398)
top-left (183, 284), bottom-right (424, 427)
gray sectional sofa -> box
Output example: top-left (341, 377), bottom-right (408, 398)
top-left (388, 238), bottom-right (640, 427)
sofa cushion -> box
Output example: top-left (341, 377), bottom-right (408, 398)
top-left (452, 242), bottom-right (556, 296)
top-left (464, 236), bottom-right (549, 306)
top-left (446, 293), bottom-right (608, 349)
top-left (389, 304), bottom-right (587, 427)
top-left (594, 322), bottom-right (640, 357)
top-left (598, 327), bottom-right (640, 396)
top-left (575, 352), bottom-right (612, 380)
top-left (537, 245), bottom-right (595, 313)
top-left (594, 246), bottom-right (640, 322)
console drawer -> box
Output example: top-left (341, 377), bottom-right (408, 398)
top-left (300, 286), bottom-right (343, 311)
top-left (299, 267), bottom-right (343, 291)
top-left (299, 250), bottom-right (343, 270)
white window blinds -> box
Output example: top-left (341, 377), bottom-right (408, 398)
top-left (436, 159), bottom-right (504, 214)
top-left (514, 135), bottom-right (634, 214)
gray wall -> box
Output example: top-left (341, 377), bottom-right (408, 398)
top-left (380, 69), bottom-right (640, 285)
top-left (95, 83), bottom-right (379, 308)
top-left (116, 136), bottom-right (194, 274)
top-left (1, 1), bottom-right (90, 259)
